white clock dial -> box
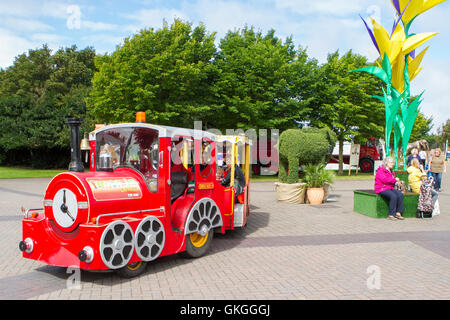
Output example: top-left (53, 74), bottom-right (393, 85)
top-left (52, 188), bottom-right (78, 228)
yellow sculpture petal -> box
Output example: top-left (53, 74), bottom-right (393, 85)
top-left (371, 18), bottom-right (391, 59)
top-left (391, 55), bottom-right (406, 93)
top-left (402, 32), bottom-right (437, 55)
top-left (409, 66), bottom-right (423, 82)
top-left (392, 0), bottom-right (447, 26)
top-left (408, 46), bottom-right (429, 79)
top-left (389, 23), bottom-right (406, 62)
top-left (371, 18), bottom-right (406, 63)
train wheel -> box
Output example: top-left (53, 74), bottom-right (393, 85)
top-left (134, 216), bottom-right (165, 262)
top-left (359, 157), bottom-right (374, 173)
top-left (116, 261), bottom-right (147, 278)
top-left (99, 221), bottom-right (135, 270)
top-left (182, 230), bottom-right (213, 258)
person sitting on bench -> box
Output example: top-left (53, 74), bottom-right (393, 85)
top-left (374, 156), bottom-right (405, 220)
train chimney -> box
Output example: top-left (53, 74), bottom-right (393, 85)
top-left (66, 117), bottom-right (84, 172)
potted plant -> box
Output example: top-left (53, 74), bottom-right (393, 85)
top-left (303, 163), bottom-right (335, 205)
top-left (275, 128), bottom-right (337, 204)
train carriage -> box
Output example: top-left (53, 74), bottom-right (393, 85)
top-left (19, 114), bottom-right (251, 277)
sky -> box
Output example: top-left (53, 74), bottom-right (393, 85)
top-left (0, 0), bottom-right (449, 132)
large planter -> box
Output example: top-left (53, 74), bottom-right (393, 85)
top-left (275, 182), bottom-right (306, 204)
top-left (306, 187), bottom-right (325, 205)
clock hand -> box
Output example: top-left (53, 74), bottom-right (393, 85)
top-left (65, 208), bottom-right (75, 222)
top-left (60, 189), bottom-right (74, 221)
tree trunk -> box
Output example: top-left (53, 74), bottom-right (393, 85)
top-left (338, 139), bottom-right (344, 176)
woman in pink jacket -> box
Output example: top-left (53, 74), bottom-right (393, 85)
top-left (374, 156), bottom-right (405, 220)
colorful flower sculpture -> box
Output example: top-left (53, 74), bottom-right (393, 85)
top-left (351, 0), bottom-right (447, 169)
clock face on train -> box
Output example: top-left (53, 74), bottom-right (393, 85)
top-left (52, 188), bottom-right (78, 228)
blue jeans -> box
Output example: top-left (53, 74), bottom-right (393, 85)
top-left (431, 172), bottom-right (442, 190)
top-left (379, 189), bottom-right (404, 216)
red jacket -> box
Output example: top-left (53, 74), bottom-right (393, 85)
top-left (374, 165), bottom-right (397, 193)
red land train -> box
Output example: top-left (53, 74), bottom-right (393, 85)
top-left (19, 114), bottom-right (251, 277)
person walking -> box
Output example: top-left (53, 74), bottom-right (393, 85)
top-left (429, 148), bottom-right (447, 192)
top-left (374, 156), bottom-right (405, 220)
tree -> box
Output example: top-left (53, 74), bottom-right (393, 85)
top-left (306, 50), bottom-right (385, 175)
top-left (0, 45), bottom-right (96, 167)
top-left (409, 111), bottom-right (433, 142)
top-left (436, 119), bottom-right (450, 148)
top-left (213, 27), bottom-right (319, 132)
top-left (87, 19), bottom-right (219, 128)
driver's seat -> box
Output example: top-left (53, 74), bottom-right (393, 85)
top-left (170, 171), bottom-right (188, 202)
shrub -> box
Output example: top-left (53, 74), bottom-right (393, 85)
top-left (278, 127), bottom-right (337, 183)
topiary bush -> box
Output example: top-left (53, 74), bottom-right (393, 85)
top-left (278, 127), bottom-right (337, 184)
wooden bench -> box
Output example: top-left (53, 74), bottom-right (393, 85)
top-left (353, 190), bottom-right (419, 218)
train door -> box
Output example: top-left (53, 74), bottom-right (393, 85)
top-left (231, 138), bottom-right (251, 227)
top-left (216, 136), bottom-right (251, 229)
top-left (169, 135), bottom-right (195, 231)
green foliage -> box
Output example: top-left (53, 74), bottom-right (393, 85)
top-left (409, 111), bottom-right (433, 142)
top-left (307, 50), bottom-right (385, 175)
top-left (435, 119), bottom-right (450, 147)
top-left (302, 163), bottom-right (335, 188)
top-left (213, 27), bottom-right (318, 132)
top-left (0, 45), bottom-right (96, 168)
top-left (87, 19), bottom-right (219, 128)
top-left (278, 127), bottom-right (337, 184)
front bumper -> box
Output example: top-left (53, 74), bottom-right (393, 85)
top-left (21, 212), bottom-right (141, 271)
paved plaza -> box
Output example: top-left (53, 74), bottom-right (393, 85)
top-left (0, 172), bottom-right (449, 300)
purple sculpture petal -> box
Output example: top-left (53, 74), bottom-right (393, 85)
top-left (360, 15), bottom-right (380, 54)
top-left (392, 0), bottom-right (401, 15)
top-left (409, 50), bottom-right (416, 59)
top-left (392, 19), bottom-right (397, 35)
top-left (391, 0), bottom-right (411, 36)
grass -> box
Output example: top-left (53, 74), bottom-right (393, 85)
top-left (1, 166), bottom-right (375, 181)
top-left (251, 170), bottom-right (374, 182)
top-left (0, 166), bottom-right (65, 179)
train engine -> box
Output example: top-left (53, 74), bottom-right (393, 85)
top-left (19, 115), bottom-right (251, 277)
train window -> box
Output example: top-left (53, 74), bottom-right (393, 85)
top-left (96, 127), bottom-right (159, 192)
top-left (171, 136), bottom-right (194, 170)
top-left (199, 140), bottom-right (213, 178)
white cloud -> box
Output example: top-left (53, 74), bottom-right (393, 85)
top-left (0, 1), bottom-right (69, 19)
top-left (82, 20), bottom-right (118, 31)
top-left (0, 28), bottom-right (37, 68)
top-left (275, 0), bottom-right (368, 16)
top-left (30, 33), bottom-right (68, 43)
top-left (122, 8), bottom-right (189, 32)
top-left (412, 58), bottom-right (450, 132)
top-left (0, 17), bottom-right (54, 32)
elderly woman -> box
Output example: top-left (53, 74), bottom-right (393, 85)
top-left (429, 148), bottom-right (447, 192)
top-left (374, 156), bottom-right (405, 220)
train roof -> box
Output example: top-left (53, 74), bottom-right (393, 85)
top-left (89, 123), bottom-right (251, 144)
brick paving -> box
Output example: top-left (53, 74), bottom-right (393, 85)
top-left (0, 170), bottom-right (449, 300)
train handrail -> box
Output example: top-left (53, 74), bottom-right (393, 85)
top-left (95, 207), bottom-right (164, 225)
top-left (23, 208), bottom-right (44, 218)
